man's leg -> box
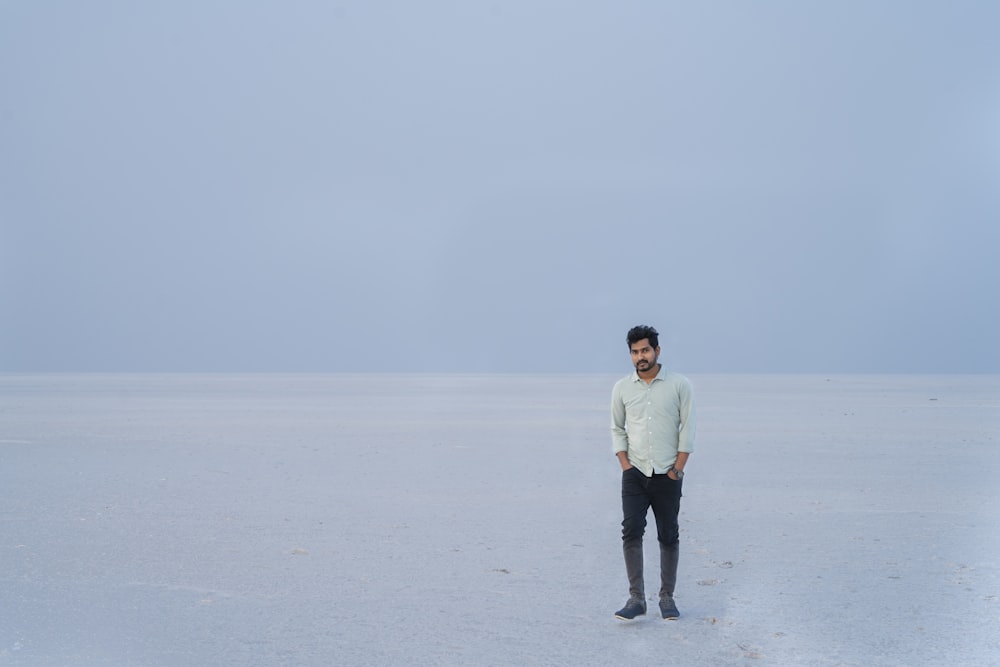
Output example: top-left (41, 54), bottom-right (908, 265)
top-left (650, 474), bottom-right (683, 619)
top-left (657, 544), bottom-right (680, 619)
top-left (616, 468), bottom-right (650, 619)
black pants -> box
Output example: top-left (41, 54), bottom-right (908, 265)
top-left (621, 467), bottom-right (682, 547)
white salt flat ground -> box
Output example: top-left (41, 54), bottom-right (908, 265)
top-left (0, 373), bottom-right (997, 666)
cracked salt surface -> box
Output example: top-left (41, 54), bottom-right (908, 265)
top-left (0, 373), bottom-right (997, 666)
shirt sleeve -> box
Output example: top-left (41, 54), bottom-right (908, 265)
top-left (611, 381), bottom-right (629, 454)
top-left (677, 377), bottom-right (696, 453)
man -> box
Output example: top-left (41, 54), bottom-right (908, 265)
top-left (611, 325), bottom-right (696, 620)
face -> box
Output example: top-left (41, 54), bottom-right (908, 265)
top-left (629, 339), bottom-right (660, 373)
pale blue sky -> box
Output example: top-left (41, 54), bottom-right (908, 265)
top-left (2, 1), bottom-right (998, 372)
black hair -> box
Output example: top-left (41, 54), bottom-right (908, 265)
top-left (626, 325), bottom-right (659, 350)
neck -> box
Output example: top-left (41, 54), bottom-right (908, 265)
top-left (638, 363), bottom-right (660, 382)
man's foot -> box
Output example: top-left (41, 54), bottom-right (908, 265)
top-left (659, 596), bottom-right (679, 620)
top-left (614, 598), bottom-right (647, 620)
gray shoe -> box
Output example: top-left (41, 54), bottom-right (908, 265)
top-left (659, 596), bottom-right (679, 620)
top-left (614, 598), bottom-right (647, 620)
